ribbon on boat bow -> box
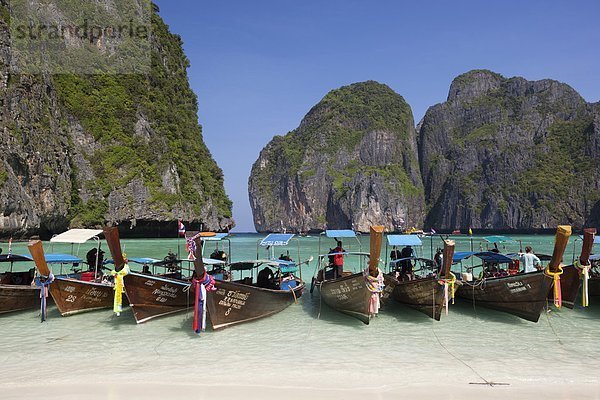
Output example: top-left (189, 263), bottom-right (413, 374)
top-left (185, 232), bottom-right (203, 261)
top-left (111, 262), bottom-right (130, 316)
top-left (364, 268), bottom-right (384, 315)
top-left (545, 265), bottom-right (564, 309)
top-left (36, 272), bottom-right (54, 322)
top-left (437, 272), bottom-right (457, 316)
top-left (192, 272), bottom-right (216, 333)
top-left (574, 260), bottom-right (591, 307)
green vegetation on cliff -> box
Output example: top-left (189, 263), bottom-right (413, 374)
top-left (53, 12), bottom-right (232, 224)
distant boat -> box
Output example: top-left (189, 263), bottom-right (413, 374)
top-left (0, 254), bottom-right (40, 314)
top-left (452, 226), bottom-right (571, 322)
top-left (28, 229), bottom-right (114, 316)
top-left (311, 227), bottom-right (385, 324)
top-left (381, 234), bottom-right (455, 321)
top-left (452, 230), bottom-right (461, 235)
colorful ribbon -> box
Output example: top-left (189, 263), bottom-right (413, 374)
top-left (545, 265), bottom-right (563, 308)
top-left (111, 264), bottom-right (130, 316)
top-left (36, 272), bottom-right (54, 322)
top-left (192, 272), bottom-right (216, 333)
top-left (185, 232), bottom-right (203, 261)
top-left (364, 268), bottom-right (384, 315)
top-left (574, 260), bottom-right (591, 307)
top-left (438, 272), bottom-right (457, 315)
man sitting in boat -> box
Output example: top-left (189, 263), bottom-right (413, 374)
top-left (399, 245), bottom-right (414, 280)
top-left (519, 246), bottom-right (541, 273)
top-left (257, 266), bottom-right (278, 289)
top-left (279, 253), bottom-right (292, 261)
top-left (85, 247), bottom-right (105, 277)
top-left (330, 241), bottom-right (345, 279)
top-left (210, 249), bottom-right (228, 262)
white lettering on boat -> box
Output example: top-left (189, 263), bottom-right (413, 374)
top-left (151, 284), bottom-right (179, 300)
top-left (218, 290), bottom-right (250, 312)
top-left (144, 280), bottom-right (155, 287)
top-left (64, 286), bottom-right (76, 293)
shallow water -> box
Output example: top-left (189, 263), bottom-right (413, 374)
top-left (1, 233), bottom-right (599, 394)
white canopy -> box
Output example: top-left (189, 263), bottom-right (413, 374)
top-left (50, 229), bottom-right (103, 244)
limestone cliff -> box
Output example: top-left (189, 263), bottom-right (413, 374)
top-left (249, 81), bottom-right (424, 233)
top-left (419, 70), bottom-right (600, 230)
top-left (0, 1), bottom-right (232, 237)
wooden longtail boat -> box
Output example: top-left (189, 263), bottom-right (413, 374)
top-left (312, 226), bottom-right (385, 324)
top-left (381, 235), bottom-right (455, 320)
top-left (555, 228), bottom-right (596, 308)
top-left (588, 236), bottom-right (600, 302)
top-left (454, 225), bottom-right (571, 322)
top-left (104, 228), bottom-right (305, 329)
top-left (28, 229), bottom-right (114, 316)
top-left (0, 254), bottom-right (40, 314)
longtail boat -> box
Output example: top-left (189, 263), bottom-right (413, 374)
top-left (453, 225), bottom-right (571, 322)
top-left (312, 226), bottom-right (385, 324)
top-left (381, 235), bottom-right (455, 320)
top-left (104, 228), bottom-right (305, 329)
top-left (28, 229), bottom-right (114, 316)
top-left (0, 254), bottom-right (40, 314)
top-left (588, 236), bottom-right (600, 302)
top-left (555, 228), bottom-right (596, 308)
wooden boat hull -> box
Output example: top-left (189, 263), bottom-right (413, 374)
top-left (589, 277), bottom-right (600, 301)
top-left (456, 271), bottom-right (553, 322)
top-left (124, 272), bottom-right (190, 323)
top-left (555, 264), bottom-right (580, 309)
top-left (382, 274), bottom-right (447, 321)
top-left (207, 279), bottom-right (304, 330)
top-left (50, 277), bottom-right (114, 316)
top-left (0, 284), bottom-right (40, 314)
top-left (124, 272), bottom-right (305, 328)
top-left (317, 272), bottom-right (375, 324)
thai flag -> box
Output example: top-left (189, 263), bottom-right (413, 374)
top-left (178, 220), bottom-right (186, 236)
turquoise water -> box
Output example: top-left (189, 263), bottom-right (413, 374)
top-left (1, 233), bottom-right (599, 394)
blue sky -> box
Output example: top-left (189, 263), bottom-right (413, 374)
top-left (154, 0), bottom-right (600, 232)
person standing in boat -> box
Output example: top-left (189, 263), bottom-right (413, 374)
top-left (399, 245), bottom-right (414, 280)
top-left (519, 246), bottom-right (541, 273)
top-left (331, 240), bottom-right (345, 278)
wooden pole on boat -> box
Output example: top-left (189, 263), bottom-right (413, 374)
top-left (192, 232), bottom-right (216, 277)
top-left (368, 226), bottom-right (385, 277)
top-left (103, 226), bottom-right (125, 272)
top-left (28, 240), bottom-right (51, 276)
top-left (548, 225), bottom-right (572, 272)
top-left (579, 228), bottom-right (596, 266)
top-left (441, 239), bottom-right (456, 278)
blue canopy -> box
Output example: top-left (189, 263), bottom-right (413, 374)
top-left (203, 233), bottom-right (229, 241)
top-left (483, 235), bottom-right (515, 244)
top-left (387, 234), bottom-right (422, 246)
top-left (595, 237), bottom-right (600, 245)
top-left (452, 251), bottom-right (513, 264)
top-left (325, 229), bottom-right (356, 238)
top-left (590, 254), bottom-right (599, 261)
top-left (260, 233), bottom-right (295, 246)
top-left (5, 254), bottom-right (34, 262)
top-left (44, 254), bottom-right (83, 264)
top-left (128, 257), bottom-right (163, 265)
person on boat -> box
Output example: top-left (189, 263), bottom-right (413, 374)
top-left (257, 266), bottom-right (277, 289)
top-left (210, 249), bottom-right (228, 262)
top-left (434, 248), bottom-right (443, 272)
top-left (390, 246), bottom-right (401, 261)
top-left (85, 247), bottom-right (105, 274)
top-left (519, 246), bottom-right (541, 273)
top-left (279, 253), bottom-right (292, 261)
top-left (399, 245), bottom-right (414, 280)
top-left (331, 240), bottom-right (345, 278)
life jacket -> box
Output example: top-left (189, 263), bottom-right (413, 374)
top-left (508, 260), bottom-right (519, 275)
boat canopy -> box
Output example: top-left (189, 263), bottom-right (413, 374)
top-left (50, 229), bottom-right (103, 244)
top-left (229, 259), bottom-right (297, 273)
top-left (44, 254), bottom-right (83, 264)
top-left (387, 234), bottom-right (422, 247)
top-left (452, 251), bottom-right (513, 264)
top-left (127, 257), bottom-right (163, 265)
top-left (483, 235), bottom-right (516, 244)
top-left (1, 254), bottom-right (33, 262)
top-left (595, 237), bottom-right (600, 245)
top-left (260, 233), bottom-right (295, 247)
top-left (202, 233), bottom-right (229, 241)
top-left (324, 229), bottom-right (356, 238)
top-left (590, 254), bottom-right (600, 261)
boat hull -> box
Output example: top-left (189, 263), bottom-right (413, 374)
top-left (456, 271), bottom-right (553, 322)
top-left (555, 264), bottom-right (580, 309)
top-left (124, 272), bottom-right (304, 328)
top-left (0, 284), bottom-right (40, 314)
top-left (207, 279), bottom-right (304, 330)
top-left (317, 272), bottom-right (375, 324)
top-left (382, 274), bottom-right (447, 320)
top-left (50, 278), bottom-right (114, 316)
top-left (590, 277), bottom-right (600, 302)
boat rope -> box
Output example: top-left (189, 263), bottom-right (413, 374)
top-left (192, 272), bottom-right (216, 333)
top-left (573, 260), bottom-right (591, 307)
top-left (110, 261), bottom-right (130, 316)
top-left (364, 268), bottom-right (384, 315)
top-left (290, 284), bottom-right (298, 304)
top-left (36, 272), bottom-right (54, 322)
top-left (437, 272), bottom-right (457, 316)
top-left (544, 265), bottom-right (564, 309)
